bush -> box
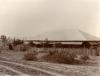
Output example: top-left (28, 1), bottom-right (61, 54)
top-left (80, 55), bottom-right (90, 61)
top-left (44, 50), bottom-right (77, 64)
top-left (28, 41), bottom-right (35, 47)
top-left (20, 45), bottom-right (28, 51)
top-left (13, 39), bottom-right (24, 46)
top-left (23, 52), bottom-right (37, 61)
top-left (14, 44), bottom-right (28, 51)
top-left (8, 44), bottom-right (13, 50)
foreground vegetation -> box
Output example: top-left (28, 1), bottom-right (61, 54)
top-left (23, 48), bottom-right (92, 65)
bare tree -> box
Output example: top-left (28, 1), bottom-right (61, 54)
top-left (0, 35), bottom-right (7, 50)
top-left (1, 35), bottom-right (7, 46)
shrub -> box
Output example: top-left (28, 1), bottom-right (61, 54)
top-left (23, 52), bottom-right (37, 61)
top-left (14, 44), bottom-right (28, 51)
top-left (80, 55), bottom-right (90, 61)
top-left (48, 50), bottom-right (56, 55)
top-left (28, 41), bottom-right (35, 47)
top-left (28, 48), bottom-right (38, 54)
top-left (20, 45), bottom-right (28, 51)
top-left (44, 50), bottom-right (77, 64)
top-left (8, 43), bottom-right (13, 50)
top-left (13, 39), bottom-right (24, 46)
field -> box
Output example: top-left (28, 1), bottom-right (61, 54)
top-left (0, 47), bottom-right (100, 76)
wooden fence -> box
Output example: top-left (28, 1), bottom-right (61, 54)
top-left (34, 47), bottom-right (100, 56)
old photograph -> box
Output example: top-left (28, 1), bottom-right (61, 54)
top-left (0, 0), bottom-right (100, 76)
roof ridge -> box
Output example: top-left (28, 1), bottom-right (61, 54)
top-left (79, 30), bottom-right (100, 40)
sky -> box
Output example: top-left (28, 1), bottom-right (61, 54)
top-left (0, 0), bottom-right (100, 39)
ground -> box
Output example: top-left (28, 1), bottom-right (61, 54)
top-left (0, 50), bottom-right (100, 76)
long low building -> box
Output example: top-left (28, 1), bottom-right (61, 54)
top-left (25, 29), bottom-right (100, 46)
top-left (24, 29), bottom-right (100, 56)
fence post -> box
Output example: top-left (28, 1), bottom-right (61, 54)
top-left (95, 46), bottom-right (100, 56)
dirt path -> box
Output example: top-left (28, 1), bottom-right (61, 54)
top-left (0, 65), bottom-right (23, 74)
top-left (0, 65), bottom-right (25, 75)
top-left (0, 60), bottom-right (65, 76)
top-left (29, 61), bottom-right (100, 76)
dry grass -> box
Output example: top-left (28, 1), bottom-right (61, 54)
top-left (23, 52), bottom-right (38, 61)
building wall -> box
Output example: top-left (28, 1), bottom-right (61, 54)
top-left (34, 47), bottom-right (99, 56)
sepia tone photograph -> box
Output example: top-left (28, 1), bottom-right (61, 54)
top-left (0, 0), bottom-right (100, 76)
